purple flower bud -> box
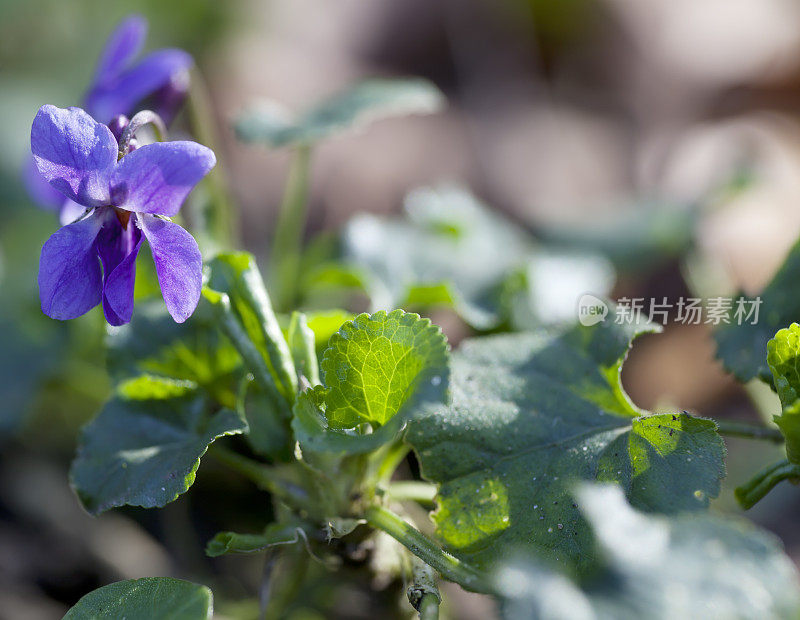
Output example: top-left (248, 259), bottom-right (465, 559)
top-left (151, 69), bottom-right (190, 126)
top-left (107, 115), bottom-right (130, 142)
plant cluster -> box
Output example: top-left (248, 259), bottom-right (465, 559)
top-left (26, 15), bottom-right (800, 620)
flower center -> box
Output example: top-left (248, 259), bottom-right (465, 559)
top-left (114, 207), bottom-right (131, 229)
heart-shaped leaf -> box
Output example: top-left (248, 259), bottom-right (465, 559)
top-left (64, 577), bottom-right (212, 619)
top-left (70, 376), bottom-right (246, 514)
top-left (406, 320), bottom-right (726, 573)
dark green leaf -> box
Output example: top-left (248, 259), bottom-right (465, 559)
top-left (63, 577), bottom-right (212, 619)
top-left (70, 376), bottom-right (247, 515)
top-left (715, 235), bottom-right (800, 383)
top-left (235, 79), bottom-right (444, 148)
top-left (497, 485), bottom-right (800, 620)
top-left (406, 320), bottom-right (726, 573)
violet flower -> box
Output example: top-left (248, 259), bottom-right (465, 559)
top-left (24, 15), bottom-right (192, 218)
top-left (32, 105), bottom-right (215, 326)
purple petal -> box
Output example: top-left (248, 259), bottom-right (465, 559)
top-left (139, 215), bottom-right (202, 322)
top-left (60, 200), bottom-right (88, 226)
top-left (97, 211), bottom-right (144, 325)
top-left (110, 141), bottom-right (215, 216)
top-left (23, 155), bottom-right (64, 210)
top-left (39, 210), bottom-right (103, 320)
top-left (31, 105), bottom-right (117, 207)
top-left (86, 49), bottom-right (192, 123)
top-left (92, 15), bottom-right (147, 89)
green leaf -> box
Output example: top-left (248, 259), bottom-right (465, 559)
top-left (497, 485), bottom-right (800, 620)
top-left (340, 186), bottom-right (614, 330)
top-left (768, 323), bottom-right (800, 463)
top-left (205, 252), bottom-right (297, 402)
top-left (406, 320), bottom-right (726, 573)
top-left (320, 310), bottom-right (449, 429)
top-left (206, 522), bottom-right (305, 557)
top-left (107, 300), bottom-right (241, 407)
top-left (715, 235), bottom-right (800, 384)
top-left (63, 577), bottom-right (213, 620)
top-left (70, 376), bottom-right (247, 515)
top-left (235, 78), bottom-right (444, 148)
top-left (292, 310), bottom-right (449, 454)
top-left (539, 203), bottom-right (697, 275)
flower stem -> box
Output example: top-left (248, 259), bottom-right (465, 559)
top-left (418, 594), bottom-right (440, 620)
top-left (269, 145), bottom-right (312, 311)
top-left (364, 505), bottom-right (489, 593)
top-left (187, 69), bottom-right (237, 248)
top-left (735, 458), bottom-right (800, 509)
top-left (386, 481), bottom-right (437, 506)
top-left (210, 445), bottom-right (308, 510)
top-left (715, 420), bottom-right (784, 443)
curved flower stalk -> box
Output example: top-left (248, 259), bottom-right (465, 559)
top-left (32, 105), bottom-right (215, 326)
top-left (24, 15), bottom-right (192, 220)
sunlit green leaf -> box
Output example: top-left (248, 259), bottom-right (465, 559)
top-left (292, 310), bottom-right (449, 454)
top-left (235, 79), bottom-right (444, 148)
top-left (406, 320), bottom-right (725, 573)
top-left (64, 577), bottom-right (212, 620)
top-left (70, 376), bottom-right (247, 515)
top-left (497, 485), bottom-right (800, 620)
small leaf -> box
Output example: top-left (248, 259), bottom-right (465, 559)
top-left (291, 310), bottom-right (449, 455)
top-left (63, 577), bottom-right (213, 620)
top-left (235, 78), bottom-right (444, 148)
top-left (406, 319), bottom-right (726, 573)
top-left (70, 376), bottom-right (247, 515)
top-left (206, 522), bottom-right (304, 557)
top-left (320, 310), bottom-right (449, 429)
top-left (205, 252), bottom-right (297, 401)
top-left (497, 485), bottom-right (800, 620)
top-left (715, 236), bottom-right (800, 383)
top-left (768, 323), bottom-right (800, 463)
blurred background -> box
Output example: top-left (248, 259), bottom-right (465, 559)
top-left (2, 0), bottom-right (800, 617)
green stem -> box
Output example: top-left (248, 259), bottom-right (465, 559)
top-left (365, 505), bottom-right (489, 594)
top-left (386, 481), bottom-right (437, 506)
top-left (375, 442), bottom-right (411, 485)
top-left (205, 289), bottom-right (288, 411)
top-left (210, 445), bottom-right (308, 510)
top-left (270, 145), bottom-right (312, 311)
top-left (418, 594), bottom-right (440, 620)
top-left (187, 69), bottom-right (237, 248)
top-left (715, 420), bottom-right (784, 443)
top-left (735, 458), bottom-right (800, 509)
